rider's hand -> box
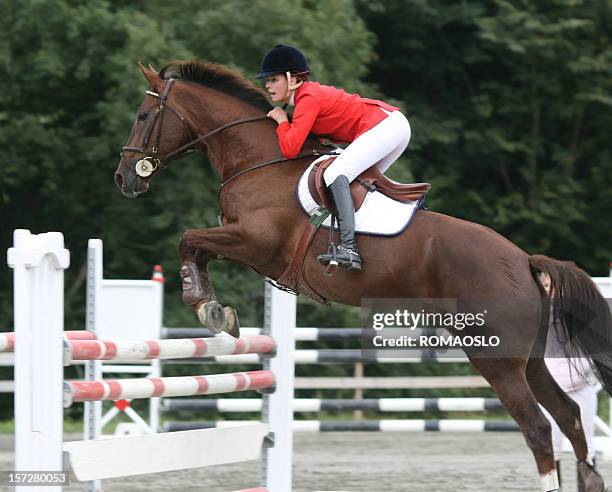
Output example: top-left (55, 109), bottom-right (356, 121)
top-left (267, 107), bottom-right (289, 124)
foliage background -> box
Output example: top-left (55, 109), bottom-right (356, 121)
top-left (1, 0), bottom-right (611, 419)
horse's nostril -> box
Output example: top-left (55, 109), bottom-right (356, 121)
top-left (114, 172), bottom-right (124, 188)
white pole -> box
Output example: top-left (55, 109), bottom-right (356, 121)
top-left (8, 230), bottom-right (70, 492)
top-left (84, 239), bottom-right (103, 492)
top-left (150, 265), bottom-right (164, 433)
top-left (262, 285), bottom-right (295, 492)
top-left (150, 359), bottom-right (161, 433)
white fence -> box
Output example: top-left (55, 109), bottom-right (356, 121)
top-left (8, 230), bottom-right (295, 492)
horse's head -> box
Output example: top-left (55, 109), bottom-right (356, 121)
top-left (115, 63), bottom-right (193, 198)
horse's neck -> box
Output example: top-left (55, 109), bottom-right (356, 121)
top-left (178, 86), bottom-right (280, 180)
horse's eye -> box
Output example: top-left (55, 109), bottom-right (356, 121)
top-left (138, 113), bottom-right (147, 122)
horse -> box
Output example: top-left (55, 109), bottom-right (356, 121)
top-left (115, 60), bottom-right (612, 491)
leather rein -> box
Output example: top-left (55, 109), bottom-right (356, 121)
top-left (121, 77), bottom-right (331, 195)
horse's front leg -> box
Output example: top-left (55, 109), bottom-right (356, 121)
top-left (178, 226), bottom-right (243, 337)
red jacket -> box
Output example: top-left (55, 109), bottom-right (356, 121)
top-left (276, 81), bottom-right (400, 158)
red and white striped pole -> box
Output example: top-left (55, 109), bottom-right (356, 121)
top-left (0, 330), bottom-right (97, 352)
top-left (64, 370), bottom-right (275, 407)
top-left (64, 334), bottom-right (275, 363)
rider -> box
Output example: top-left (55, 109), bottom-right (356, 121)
top-left (255, 44), bottom-right (411, 271)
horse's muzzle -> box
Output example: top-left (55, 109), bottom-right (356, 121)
top-left (115, 160), bottom-right (150, 198)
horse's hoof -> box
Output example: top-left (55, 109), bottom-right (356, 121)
top-left (223, 306), bottom-right (240, 338)
top-left (196, 301), bottom-right (225, 333)
top-left (195, 302), bottom-right (240, 337)
top-left (577, 461), bottom-right (606, 492)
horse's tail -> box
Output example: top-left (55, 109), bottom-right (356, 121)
top-left (529, 254), bottom-right (612, 396)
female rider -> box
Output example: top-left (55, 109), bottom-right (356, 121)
top-left (255, 45), bottom-right (411, 271)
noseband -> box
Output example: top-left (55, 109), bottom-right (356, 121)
top-left (121, 77), bottom-right (268, 178)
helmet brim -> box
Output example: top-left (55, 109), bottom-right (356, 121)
top-left (254, 69), bottom-right (286, 79)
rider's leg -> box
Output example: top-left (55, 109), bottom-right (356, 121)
top-left (375, 111), bottom-right (411, 176)
top-left (317, 174), bottom-right (362, 270)
top-left (540, 404), bottom-right (564, 487)
top-left (318, 109), bottom-right (411, 270)
top-left (568, 385), bottom-right (598, 465)
top-left (323, 109), bottom-right (411, 185)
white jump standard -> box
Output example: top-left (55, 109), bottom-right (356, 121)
top-left (8, 230), bottom-right (295, 492)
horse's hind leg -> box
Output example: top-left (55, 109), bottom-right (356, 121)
top-left (526, 358), bottom-right (588, 460)
top-left (526, 358), bottom-right (606, 492)
top-left (471, 358), bottom-right (559, 491)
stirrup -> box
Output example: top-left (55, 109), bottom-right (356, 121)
top-left (318, 244), bottom-right (362, 272)
top-left (317, 243), bottom-right (340, 276)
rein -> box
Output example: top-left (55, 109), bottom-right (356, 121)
top-left (166, 114), bottom-right (269, 161)
top-left (217, 150), bottom-right (331, 203)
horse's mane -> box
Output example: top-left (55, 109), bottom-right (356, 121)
top-left (159, 60), bottom-right (273, 113)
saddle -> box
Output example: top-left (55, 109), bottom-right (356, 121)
top-left (307, 156), bottom-right (431, 211)
top-left (277, 156), bottom-right (431, 304)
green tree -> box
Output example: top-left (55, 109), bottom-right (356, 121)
top-left (357, 0), bottom-right (612, 273)
top-left (1, 0), bottom-right (375, 330)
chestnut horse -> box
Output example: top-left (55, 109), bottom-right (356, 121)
top-left (115, 60), bottom-right (611, 491)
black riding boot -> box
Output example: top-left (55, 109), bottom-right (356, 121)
top-left (317, 175), bottom-right (362, 271)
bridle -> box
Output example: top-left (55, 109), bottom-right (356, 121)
top-left (121, 77), bottom-right (269, 178)
top-left (121, 77), bottom-right (335, 201)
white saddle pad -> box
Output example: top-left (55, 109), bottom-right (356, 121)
top-left (297, 154), bottom-right (422, 237)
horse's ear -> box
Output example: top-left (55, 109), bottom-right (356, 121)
top-left (138, 61), bottom-right (160, 90)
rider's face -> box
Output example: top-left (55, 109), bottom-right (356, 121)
top-left (265, 75), bottom-right (289, 103)
top-left (538, 272), bottom-right (552, 295)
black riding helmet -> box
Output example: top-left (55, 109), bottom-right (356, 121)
top-left (255, 44), bottom-right (310, 79)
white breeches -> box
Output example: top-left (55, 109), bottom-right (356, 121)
top-left (540, 384), bottom-right (598, 461)
top-left (323, 109), bottom-right (411, 186)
